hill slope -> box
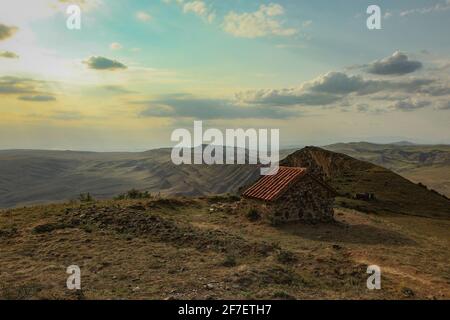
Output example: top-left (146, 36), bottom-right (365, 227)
top-left (1, 146), bottom-right (449, 219)
top-left (0, 149), bottom-right (260, 208)
top-left (281, 147), bottom-right (450, 219)
top-left (324, 142), bottom-right (450, 197)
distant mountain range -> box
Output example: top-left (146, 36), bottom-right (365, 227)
top-left (0, 142), bottom-right (449, 212)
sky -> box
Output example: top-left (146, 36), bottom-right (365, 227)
top-left (0, 0), bottom-right (449, 151)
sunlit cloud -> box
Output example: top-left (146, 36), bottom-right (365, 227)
top-left (0, 24), bottom-right (18, 41)
top-left (136, 11), bottom-right (152, 22)
top-left (0, 51), bottom-right (19, 59)
top-left (223, 3), bottom-right (298, 38)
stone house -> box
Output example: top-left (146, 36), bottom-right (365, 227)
top-left (241, 166), bottom-right (336, 224)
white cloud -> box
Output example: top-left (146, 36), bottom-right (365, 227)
top-left (177, 0), bottom-right (216, 23)
top-left (183, 1), bottom-right (207, 16)
top-left (223, 3), bottom-right (298, 38)
top-left (384, 11), bottom-right (393, 19)
top-left (400, 0), bottom-right (450, 16)
top-left (110, 42), bottom-right (122, 50)
top-left (136, 11), bottom-right (152, 22)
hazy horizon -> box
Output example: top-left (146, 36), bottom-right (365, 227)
top-left (1, 139), bottom-right (449, 153)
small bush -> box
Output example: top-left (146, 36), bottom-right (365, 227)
top-left (276, 250), bottom-right (297, 264)
top-left (246, 208), bottom-right (260, 222)
top-left (271, 290), bottom-right (296, 300)
top-left (0, 227), bottom-right (17, 239)
top-left (32, 223), bottom-right (67, 234)
top-left (220, 255), bottom-right (237, 267)
top-left (114, 189), bottom-right (152, 200)
top-left (78, 193), bottom-right (94, 202)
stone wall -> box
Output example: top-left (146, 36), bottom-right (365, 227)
top-left (241, 175), bottom-right (335, 224)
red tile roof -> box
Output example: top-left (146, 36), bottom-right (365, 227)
top-left (242, 166), bottom-right (307, 202)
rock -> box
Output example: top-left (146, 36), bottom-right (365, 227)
top-left (401, 287), bottom-right (415, 297)
top-left (129, 204), bottom-right (146, 211)
top-left (206, 283), bottom-right (215, 290)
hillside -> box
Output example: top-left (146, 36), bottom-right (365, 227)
top-left (324, 142), bottom-right (450, 197)
top-left (0, 149), bottom-right (260, 208)
top-left (1, 146), bottom-right (450, 219)
top-left (1, 196), bottom-right (449, 300)
top-left (281, 147), bottom-right (450, 219)
top-left (1, 147), bottom-right (449, 300)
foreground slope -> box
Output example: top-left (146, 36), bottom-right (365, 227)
top-left (281, 147), bottom-right (450, 219)
top-left (0, 197), bottom-right (449, 300)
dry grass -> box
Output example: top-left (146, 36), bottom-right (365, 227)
top-left (0, 197), bottom-right (449, 300)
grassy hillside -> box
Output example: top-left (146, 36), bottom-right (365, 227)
top-left (324, 142), bottom-right (450, 197)
top-left (0, 197), bottom-right (449, 300)
top-left (281, 147), bottom-right (450, 219)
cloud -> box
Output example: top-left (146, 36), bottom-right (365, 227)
top-left (137, 96), bottom-right (298, 119)
top-left (400, 0), bottom-right (450, 16)
top-left (0, 51), bottom-right (19, 59)
top-left (136, 11), bottom-right (152, 22)
top-left (0, 76), bottom-right (56, 101)
top-left (50, 110), bottom-right (83, 120)
top-left (58, 0), bottom-right (103, 11)
top-left (0, 23), bottom-right (18, 41)
top-left (101, 85), bottom-right (135, 94)
top-left (236, 89), bottom-right (340, 107)
top-left (391, 99), bottom-right (432, 112)
top-left (0, 76), bottom-right (38, 94)
top-left (183, 1), bottom-right (215, 23)
top-left (366, 51), bottom-right (422, 75)
top-left (223, 3), bottom-right (298, 38)
top-left (308, 72), bottom-right (368, 94)
top-left (110, 42), bottom-right (122, 50)
top-left (18, 95), bottom-right (56, 102)
top-left (437, 101), bottom-right (450, 110)
top-left (307, 72), bottom-right (433, 95)
top-left (83, 56), bottom-right (127, 70)
top-left (417, 84), bottom-right (450, 96)
top-left (235, 71), bottom-right (439, 109)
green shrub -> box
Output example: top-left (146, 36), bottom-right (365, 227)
top-left (246, 208), bottom-right (260, 221)
top-left (114, 189), bottom-right (152, 200)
